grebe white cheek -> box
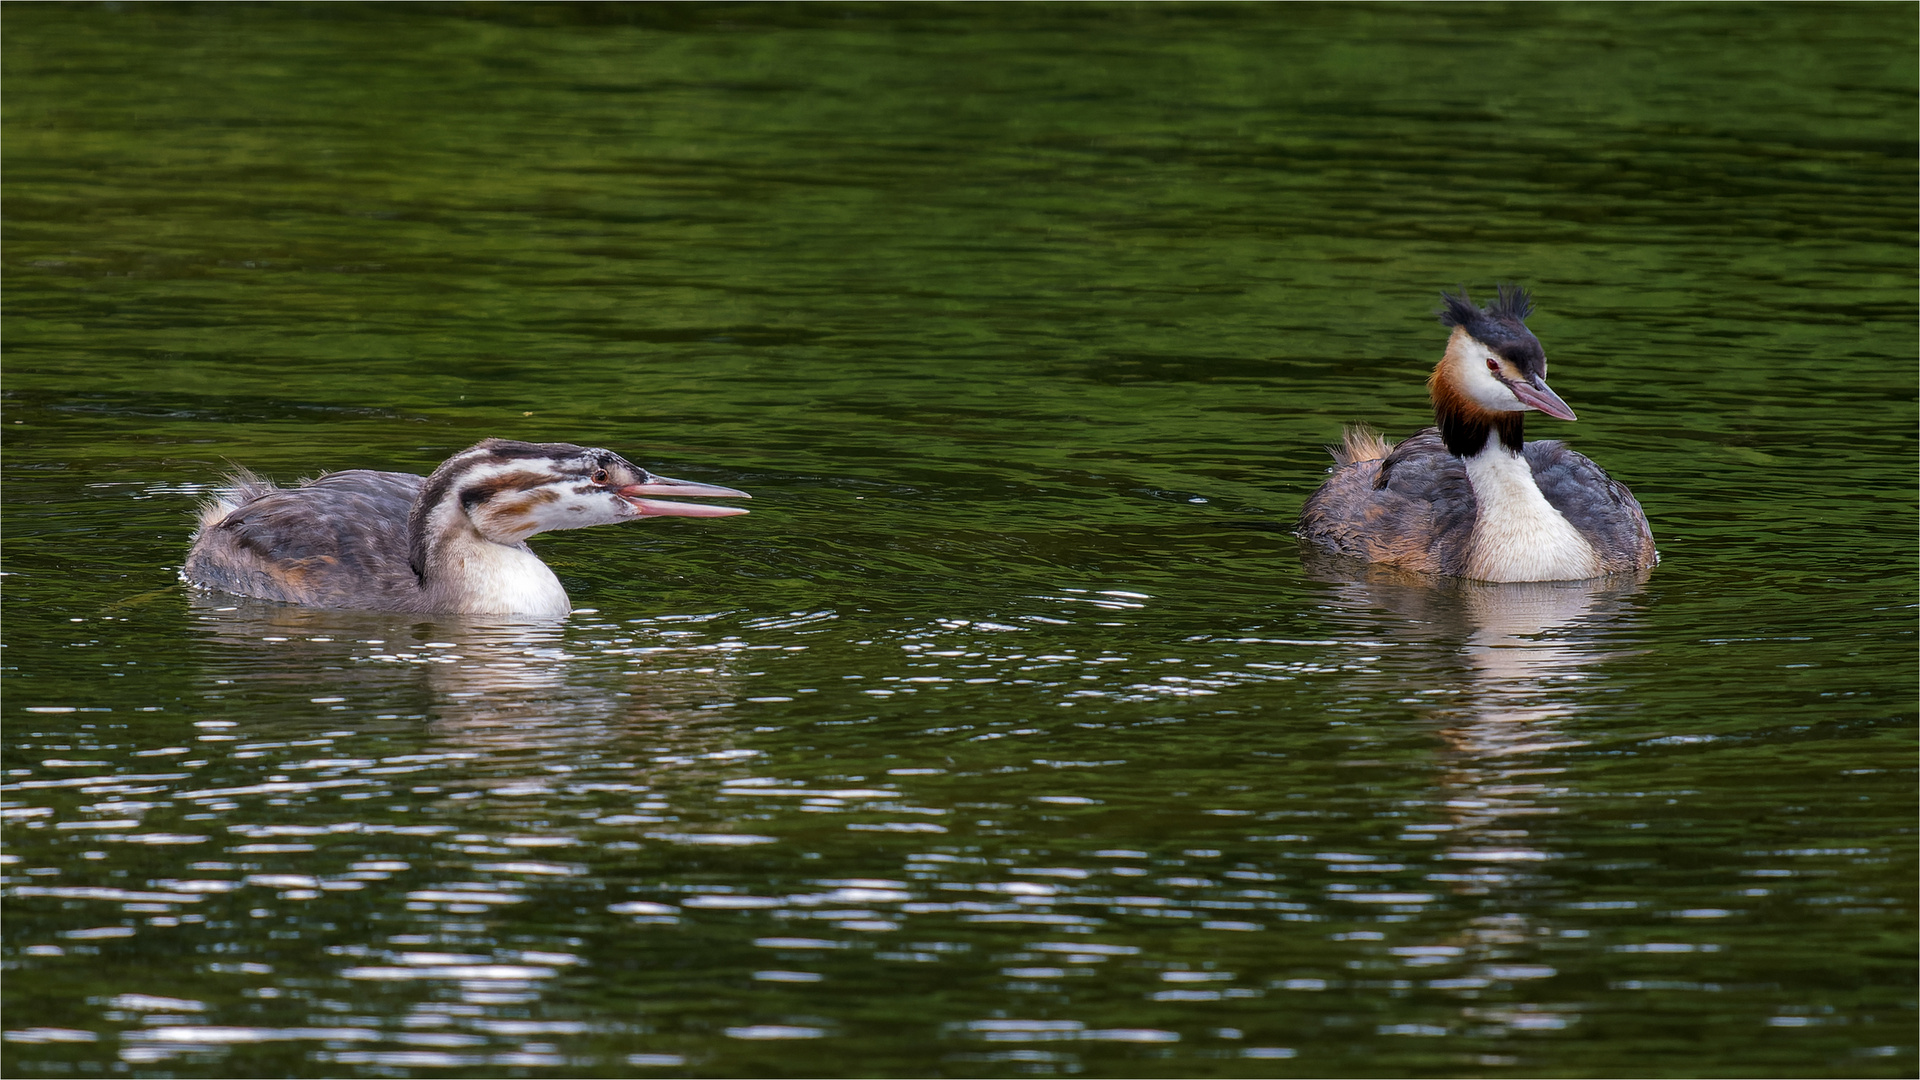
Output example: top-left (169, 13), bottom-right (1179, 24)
top-left (182, 438), bottom-right (751, 615)
top-left (1298, 285), bottom-right (1655, 583)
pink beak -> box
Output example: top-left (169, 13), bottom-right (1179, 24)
top-left (1511, 376), bottom-right (1577, 422)
top-left (619, 474), bottom-right (752, 518)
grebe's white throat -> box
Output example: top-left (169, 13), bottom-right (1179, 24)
top-left (1461, 445), bottom-right (1601, 582)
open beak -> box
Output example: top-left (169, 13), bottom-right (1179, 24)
top-left (619, 473), bottom-right (752, 518)
top-left (1511, 375), bottom-right (1577, 421)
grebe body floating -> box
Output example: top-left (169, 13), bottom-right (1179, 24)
top-left (184, 438), bottom-right (750, 616)
top-left (1298, 287), bottom-right (1655, 582)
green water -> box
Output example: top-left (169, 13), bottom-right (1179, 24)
top-left (3, 4), bottom-right (1914, 1077)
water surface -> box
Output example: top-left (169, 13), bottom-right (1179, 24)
top-left (3, 5), bottom-right (1914, 1077)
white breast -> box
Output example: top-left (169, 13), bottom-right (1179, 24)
top-left (1462, 448), bottom-right (1600, 582)
top-left (444, 542), bottom-right (572, 616)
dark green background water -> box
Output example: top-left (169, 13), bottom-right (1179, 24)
top-left (3, 4), bottom-right (1913, 1077)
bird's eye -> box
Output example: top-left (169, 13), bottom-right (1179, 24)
top-left (1486, 358), bottom-right (1501, 374)
top-left (591, 468), bottom-right (610, 485)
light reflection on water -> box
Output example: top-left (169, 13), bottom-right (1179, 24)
top-left (9, 565), bottom-right (1762, 1071)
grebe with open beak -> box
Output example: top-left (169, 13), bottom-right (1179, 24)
top-left (184, 438), bottom-right (750, 615)
top-left (1298, 286), bottom-right (1655, 582)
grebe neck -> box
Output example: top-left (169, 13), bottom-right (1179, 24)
top-left (1457, 438), bottom-right (1601, 583)
top-left (413, 512), bottom-right (571, 617)
top-left (1431, 344), bottom-right (1600, 581)
top-left (1439, 408), bottom-right (1525, 458)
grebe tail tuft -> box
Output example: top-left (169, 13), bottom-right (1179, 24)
top-left (1327, 424), bottom-right (1391, 467)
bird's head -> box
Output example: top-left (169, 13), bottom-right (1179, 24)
top-left (1431, 285), bottom-right (1576, 422)
top-left (418, 438), bottom-right (750, 546)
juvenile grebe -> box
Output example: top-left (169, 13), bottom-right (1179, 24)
top-left (1297, 286), bottom-right (1655, 582)
top-left (184, 438), bottom-right (750, 615)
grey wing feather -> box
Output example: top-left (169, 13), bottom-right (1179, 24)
top-left (1523, 440), bottom-right (1657, 571)
top-left (184, 470), bottom-right (428, 610)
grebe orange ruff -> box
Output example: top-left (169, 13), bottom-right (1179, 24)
top-left (184, 439), bottom-right (750, 616)
top-left (1298, 286), bottom-right (1655, 582)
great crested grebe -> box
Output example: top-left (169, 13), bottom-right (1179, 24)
top-left (1297, 286), bottom-right (1656, 582)
top-left (183, 438), bottom-right (750, 615)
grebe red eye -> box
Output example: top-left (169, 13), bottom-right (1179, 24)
top-left (591, 468), bottom-right (610, 485)
top-left (1486, 358), bottom-right (1500, 373)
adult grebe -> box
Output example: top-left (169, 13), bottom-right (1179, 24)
top-left (183, 438), bottom-right (750, 615)
top-left (1298, 286), bottom-right (1655, 582)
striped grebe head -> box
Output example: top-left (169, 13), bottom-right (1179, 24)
top-left (408, 439), bottom-right (750, 564)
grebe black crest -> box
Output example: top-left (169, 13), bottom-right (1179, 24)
top-left (1298, 287), bottom-right (1656, 582)
top-left (183, 438), bottom-right (750, 615)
